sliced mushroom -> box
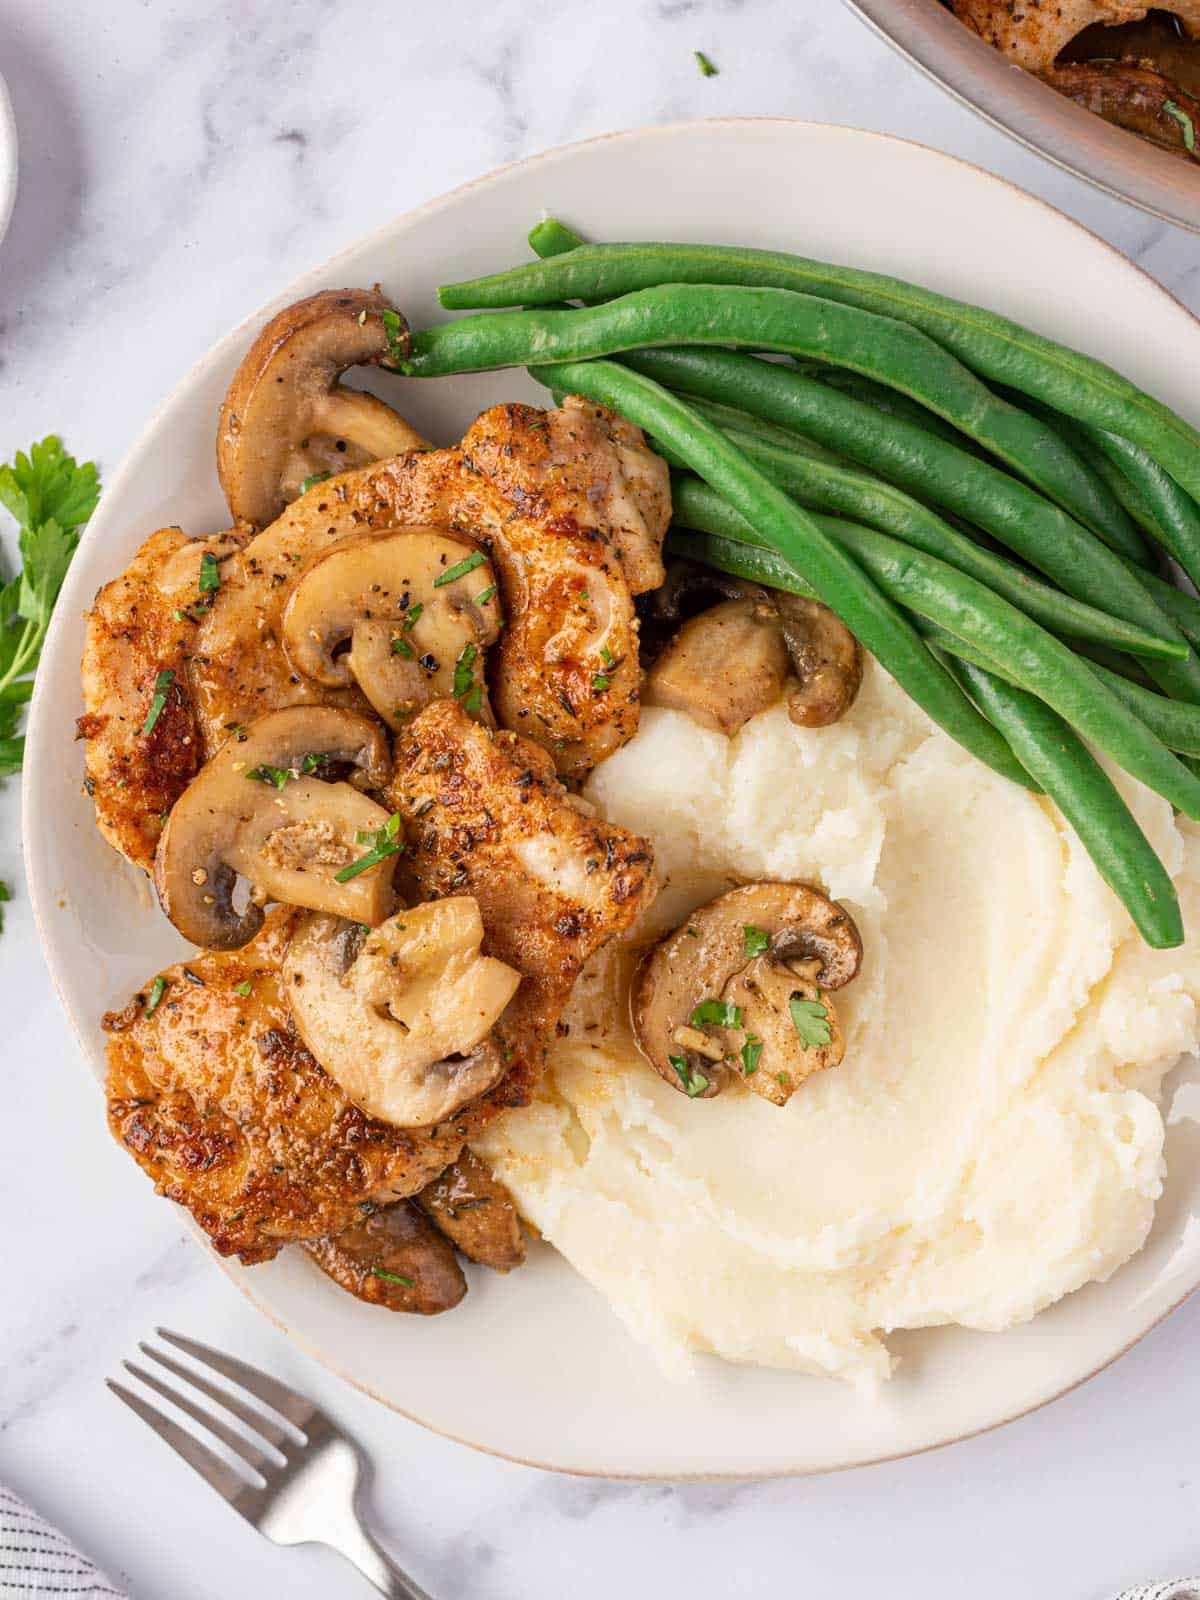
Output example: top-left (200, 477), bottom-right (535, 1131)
top-left (643, 561), bottom-right (862, 736)
top-left (283, 900), bottom-right (522, 1128)
top-left (415, 1149), bottom-right (526, 1273)
top-left (217, 288), bottom-right (430, 527)
top-left (633, 882), bottom-right (862, 1107)
top-left (154, 705), bottom-right (394, 950)
top-left (303, 1201), bottom-right (467, 1314)
top-left (646, 596), bottom-right (791, 736)
top-left (775, 593), bottom-right (864, 728)
top-left (282, 528), bottom-right (501, 731)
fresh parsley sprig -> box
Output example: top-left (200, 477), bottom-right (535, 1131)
top-left (0, 437), bottom-right (100, 777)
top-left (0, 437), bottom-right (100, 930)
top-left (335, 811), bottom-right (403, 883)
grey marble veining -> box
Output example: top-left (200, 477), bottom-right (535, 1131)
top-left (5, 2), bottom-right (1200, 1596)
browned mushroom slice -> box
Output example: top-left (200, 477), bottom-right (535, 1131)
top-left (154, 705), bottom-right (395, 950)
top-left (1043, 61), bottom-right (1200, 157)
top-left (645, 595), bottom-right (791, 736)
top-left (775, 593), bottom-right (864, 728)
top-left (415, 1150), bottom-right (526, 1273)
top-left (303, 1202), bottom-right (467, 1314)
top-left (217, 288), bottom-right (430, 527)
top-left (633, 882), bottom-right (862, 1107)
top-left (282, 528), bottom-right (502, 731)
top-left (283, 902), bottom-right (522, 1128)
top-left (643, 562), bottom-right (862, 737)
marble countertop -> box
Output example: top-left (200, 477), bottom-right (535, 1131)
top-left (5, 2), bottom-right (1200, 1596)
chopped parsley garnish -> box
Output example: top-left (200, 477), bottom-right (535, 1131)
top-left (371, 1267), bottom-right (415, 1287)
top-left (742, 924), bottom-right (770, 959)
top-left (599, 645), bottom-right (614, 667)
top-left (669, 1053), bottom-right (709, 1098)
top-left (143, 975), bottom-right (168, 1018)
top-left (475, 584), bottom-right (498, 606)
top-left (694, 49), bottom-right (719, 76)
top-left (299, 471), bottom-right (331, 496)
top-left (335, 811), bottom-right (403, 882)
top-left (0, 880), bottom-right (10, 934)
top-left (789, 993), bottom-right (832, 1048)
top-left (380, 308), bottom-right (409, 365)
top-left (1165, 100), bottom-right (1197, 153)
top-left (141, 669), bottom-right (175, 736)
top-left (453, 641), bottom-right (477, 699)
top-left (592, 673), bottom-right (612, 693)
top-left (460, 683), bottom-right (483, 716)
top-left (741, 1036), bottom-right (762, 1076)
top-left (232, 979), bottom-right (252, 998)
top-left (391, 601), bottom-right (424, 658)
top-left (246, 752), bottom-right (327, 788)
top-left (198, 551), bottom-right (221, 593)
top-left (433, 550), bottom-right (486, 588)
top-left (690, 998), bottom-right (742, 1029)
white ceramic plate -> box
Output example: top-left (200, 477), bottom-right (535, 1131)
top-left (0, 72), bottom-right (17, 248)
top-left (26, 119), bottom-right (1200, 1478)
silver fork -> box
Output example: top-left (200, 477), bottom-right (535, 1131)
top-left (107, 1329), bottom-right (431, 1599)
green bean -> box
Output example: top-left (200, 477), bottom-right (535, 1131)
top-left (668, 474), bottom-right (1200, 818)
top-left (948, 660), bottom-right (1182, 948)
top-left (524, 358), bottom-right (1031, 787)
top-left (617, 347), bottom-right (1200, 703)
top-left (791, 365), bottom-right (976, 450)
top-left (664, 526), bottom-right (819, 600)
top-left (1082, 426), bottom-right (1200, 589)
top-left (1126, 562), bottom-right (1200, 651)
top-left (453, 232), bottom-right (1200, 508)
top-left (647, 414), bottom-right (1184, 661)
top-left (407, 285), bottom-right (1130, 545)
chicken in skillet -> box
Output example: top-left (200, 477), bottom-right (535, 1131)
top-left (947, 0), bottom-right (1200, 71)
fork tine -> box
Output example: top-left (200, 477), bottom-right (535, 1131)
top-left (122, 1361), bottom-right (279, 1477)
top-left (155, 1329), bottom-right (316, 1430)
top-left (139, 1342), bottom-right (297, 1454)
top-left (107, 1379), bottom-right (262, 1513)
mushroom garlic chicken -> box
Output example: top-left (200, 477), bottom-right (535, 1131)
top-left (83, 287), bottom-right (864, 1321)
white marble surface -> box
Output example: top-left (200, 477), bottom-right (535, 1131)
top-left (5, 2), bottom-right (1200, 1596)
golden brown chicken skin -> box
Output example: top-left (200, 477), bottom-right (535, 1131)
top-left (948, 0), bottom-right (1200, 72)
top-left (77, 524), bottom-right (251, 871)
top-left (79, 398), bottom-right (670, 872)
top-left (104, 910), bottom-right (493, 1264)
top-left (105, 710), bottom-right (655, 1266)
top-left (389, 697), bottom-right (658, 1101)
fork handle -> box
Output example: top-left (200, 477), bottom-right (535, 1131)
top-left (331, 1517), bottom-right (434, 1600)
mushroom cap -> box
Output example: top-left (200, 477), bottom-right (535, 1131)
top-left (154, 705), bottom-right (394, 951)
top-left (415, 1148), bottom-right (526, 1273)
top-left (282, 527), bottom-right (501, 730)
top-left (283, 900), bottom-right (522, 1128)
top-left (641, 561), bottom-right (862, 737)
top-left (303, 1201), bottom-right (467, 1314)
top-left (644, 595), bottom-right (791, 736)
top-left (217, 288), bottom-right (429, 528)
top-left (633, 882), bottom-right (862, 1103)
top-left (775, 594), bottom-right (864, 729)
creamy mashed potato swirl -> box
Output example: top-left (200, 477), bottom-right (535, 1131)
top-left (477, 661), bottom-right (1200, 1389)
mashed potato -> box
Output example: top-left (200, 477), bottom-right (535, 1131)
top-left (476, 661), bottom-right (1200, 1389)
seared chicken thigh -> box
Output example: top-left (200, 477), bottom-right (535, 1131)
top-left (78, 398), bottom-right (671, 875)
top-left (949, 0), bottom-right (1200, 71)
top-left (105, 709), bottom-right (655, 1263)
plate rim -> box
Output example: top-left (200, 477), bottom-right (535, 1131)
top-left (25, 115), bottom-right (1200, 1478)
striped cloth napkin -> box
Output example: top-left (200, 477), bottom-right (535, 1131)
top-left (0, 1488), bottom-right (125, 1598)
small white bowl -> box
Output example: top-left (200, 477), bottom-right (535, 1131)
top-left (0, 72), bottom-right (17, 247)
